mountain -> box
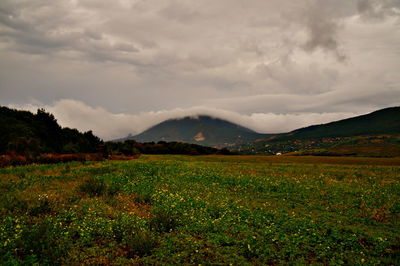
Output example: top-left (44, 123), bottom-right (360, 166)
top-left (123, 115), bottom-right (266, 147)
top-left (117, 106), bottom-right (400, 156)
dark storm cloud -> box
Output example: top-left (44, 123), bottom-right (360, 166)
top-left (0, 0), bottom-right (142, 64)
top-left (302, 3), bottom-right (347, 61)
top-left (357, 0), bottom-right (400, 20)
top-left (1, 0), bottom-right (399, 139)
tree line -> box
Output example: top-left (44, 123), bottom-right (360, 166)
top-left (0, 106), bottom-right (102, 157)
top-left (0, 106), bottom-right (233, 167)
top-left (104, 140), bottom-right (232, 157)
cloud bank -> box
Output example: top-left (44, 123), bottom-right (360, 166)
top-left (11, 99), bottom-right (362, 140)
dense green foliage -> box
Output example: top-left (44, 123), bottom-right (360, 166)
top-left (123, 115), bottom-right (266, 146)
top-left (1, 155), bottom-right (399, 264)
top-left (0, 106), bottom-right (102, 156)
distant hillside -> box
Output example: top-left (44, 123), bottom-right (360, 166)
top-left (280, 107), bottom-right (400, 141)
top-left (235, 106), bottom-right (400, 157)
top-left (0, 106), bottom-right (102, 156)
top-left (122, 115), bottom-right (266, 147)
top-left (118, 107), bottom-right (400, 153)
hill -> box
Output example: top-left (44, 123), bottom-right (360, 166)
top-left (123, 115), bottom-right (266, 147)
top-left (280, 106), bottom-right (400, 141)
top-left (236, 107), bottom-right (400, 156)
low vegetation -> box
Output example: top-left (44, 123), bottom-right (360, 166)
top-left (1, 155), bottom-right (399, 264)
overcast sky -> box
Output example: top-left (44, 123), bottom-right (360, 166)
top-left (1, 0), bottom-right (399, 140)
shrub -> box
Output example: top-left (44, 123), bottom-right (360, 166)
top-left (0, 154), bottom-right (27, 168)
top-left (0, 194), bottom-right (28, 214)
top-left (16, 218), bottom-right (71, 263)
top-left (111, 215), bottom-right (156, 257)
top-left (107, 182), bottom-right (123, 196)
top-left (150, 209), bottom-right (179, 233)
top-left (124, 231), bottom-right (157, 258)
top-left (37, 153), bottom-right (86, 164)
top-left (134, 189), bottom-right (153, 204)
top-left (79, 176), bottom-right (107, 197)
top-left (29, 195), bottom-right (52, 216)
top-left (36, 153), bottom-right (104, 165)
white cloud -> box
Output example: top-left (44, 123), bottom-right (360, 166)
top-left (9, 99), bottom-right (363, 140)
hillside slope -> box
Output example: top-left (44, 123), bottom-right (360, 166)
top-left (236, 107), bottom-right (400, 156)
top-left (282, 107), bottom-right (400, 140)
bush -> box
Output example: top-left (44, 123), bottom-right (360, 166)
top-left (107, 182), bottom-right (123, 196)
top-left (78, 176), bottom-right (123, 197)
top-left (16, 218), bottom-right (71, 263)
top-left (0, 194), bottom-right (28, 214)
top-left (37, 153), bottom-right (85, 164)
top-left (124, 231), bottom-right (157, 258)
top-left (0, 154), bottom-right (28, 168)
top-left (150, 209), bottom-right (179, 233)
top-left (79, 176), bottom-right (107, 197)
top-left (111, 215), bottom-right (157, 257)
top-left (29, 195), bottom-right (52, 216)
top-left (133, 184), bottom-right (154, 204)
top-left (0, 153), bottom-right (105, 168)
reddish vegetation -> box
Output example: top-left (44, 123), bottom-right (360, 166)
top-left (0, 153), bottom-right (144, 168)
top-left (109, 154), bottom-right (141, 160)
top-left (201, 154), bottom-right (400, 166)
top-left (113, 194), bottom-right (153, 218)
top-left (0, 153), bottom-right (27, 168)
top-left (0, 153), bottom-right (140, 168)
top-left (0, 153), bottom-right (103, 168)
top-left (36, 153), bottom-right (104, 164)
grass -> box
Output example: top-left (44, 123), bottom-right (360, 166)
top-left (0, 155), bottom-right (399, 264)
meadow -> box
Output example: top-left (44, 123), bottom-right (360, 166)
top-left (0, 155), bottom-right (399, 265)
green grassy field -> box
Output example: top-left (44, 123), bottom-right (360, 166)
top-left (1, 155), bottom-right (399, 265)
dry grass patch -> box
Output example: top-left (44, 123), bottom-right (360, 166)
top-left (113, 194), bottom-right (153, 218)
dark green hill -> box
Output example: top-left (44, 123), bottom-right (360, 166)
top-left (234, 106), bottom-right (400, 156)
top-left (0, 106), bottom-right (102, 155)
top-left (124, 115), bottom-right (266, 147)
top-left (279, 106), bottom-right (400, 141)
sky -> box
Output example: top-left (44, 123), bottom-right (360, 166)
top-left (1, 0), bottom-right (400, 140)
